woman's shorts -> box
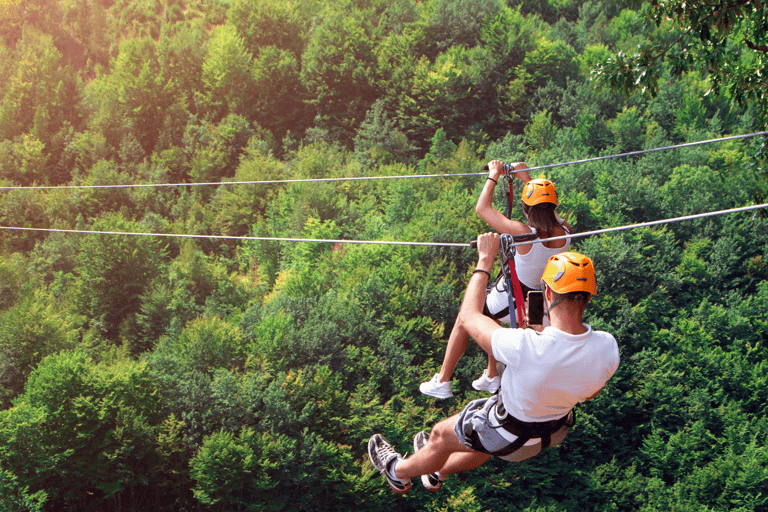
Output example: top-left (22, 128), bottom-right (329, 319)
top-left (483, 276), bottom-right (536, 324)
top-left (453, 394), bottom-right (570, 462)
top-left (483, 278), bottom-right (512, 323)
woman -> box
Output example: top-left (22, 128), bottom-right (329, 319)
top-left (420, 160), bottom-right (573, 398)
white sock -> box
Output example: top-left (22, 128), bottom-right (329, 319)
top-left (388, 458), bottom-right (402, 480)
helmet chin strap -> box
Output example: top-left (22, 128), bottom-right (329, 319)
top-left (543, 283), bottom-right (570, 317)
top-left (544, 290), bottom-right (590, 318)
top-left (544, 296), bottom-right (566, 318)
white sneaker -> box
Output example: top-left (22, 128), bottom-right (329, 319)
top-left (472, 370), bottom-right (500, 393)
top-left (419, 374), bottom-right (453, 399)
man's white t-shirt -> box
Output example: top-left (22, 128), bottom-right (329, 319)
top-left (491, 324), bottom-right (620, 423)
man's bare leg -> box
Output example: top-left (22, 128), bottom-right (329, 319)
top-left (439, 450), bottom-right (491, 476)
top-left (394, 414), bottom-right (481, 480)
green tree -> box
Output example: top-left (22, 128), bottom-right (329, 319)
top-left (354, 99), bottom-right (417, 166)
top-left (190, 428), bottom-right (295, 511)
top-left (0, 350), bottom-right (164, 510)
top-left (606, 105), bottom-right (644, 153)
top-left (249, 45), bottom-right (309, 142)
top-left (0, 188), bottom-right (49, 253)
top-left (595, 0), bottom-right (768, 124)
top-left (227, 0), bottom-right (307, 58)
top-left (157, 28), bottom-right (206, 116)
top-left (200, 24), bottom-right (256, 122)
top-left (521, 36), bottom-right (579, 91)
top-left (60, 0), bottom-right (111, 72)
top-left (85, 37), bottom-right (175, 162)
top-left (300, 7), bottom-right (380, 144)
top-left (0, 29), bottom-right (82, 183)
top-left (0, 403), bottom-right (50, 511)
top-left (212, 150), bottom-right (283, 237)
top-left (130, 238), bottom-right (252, 352)
top-left (419, 0), bottom-right (506, 58)
top-left (397, 45), bottom-right (502, 148)
top-left (0, 134), bottom-right (48, 186)
top-left (0, 289), bottom-right (77, 407)
top-left (0, 251), bottom-right (24, 311)
top-left (74, 213), bottom-right (167, 340)
top-left (156, 316), bottom-right (246, 375)
top-left (525, 109), bottom-right (558, 152)
top-left (74, 159), bottom-right (135, 219)
top-left (420, 127), bottom-right (458, 170)
top-left (184, 114), bottom-right (258, 191)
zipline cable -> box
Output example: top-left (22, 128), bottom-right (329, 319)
top-left (518, 130), bottom-right (768, 175)
top-left (1, 131), bottom-right (766, 191)
top-left (508, 203), bottom-right (768, 247)
top-left (1, 204), bottom-right (765, 247)
top-left (0, 225), bottom-right (467, 247)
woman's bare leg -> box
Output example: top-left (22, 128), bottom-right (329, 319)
top-left (435, 321), bottom-right (470, 383)
top-left (485, 352), bottom-right (500, 378)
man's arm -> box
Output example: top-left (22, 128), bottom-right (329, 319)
top-left (457, 232), bottom-right (504, 355)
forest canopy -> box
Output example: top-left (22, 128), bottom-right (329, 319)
top-left (0, 0), bottom-right (767, 511)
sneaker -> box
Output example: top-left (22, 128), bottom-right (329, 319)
top-left (413, 431), bottom-right (444, 492)
top-left (472, 370), bottom-right (500, 393)
top-left (368, 434), bottom-right (412, 494)
top-left (419, 374), bottom-right (453, 399)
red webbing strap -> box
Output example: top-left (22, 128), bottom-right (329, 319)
top-left (503, 170), bottom-right (526, 327)
top-left (507, 258), bottom-right (527, 327)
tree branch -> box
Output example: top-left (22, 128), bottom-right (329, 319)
top-left (745, 40), bottom-right (768, 53)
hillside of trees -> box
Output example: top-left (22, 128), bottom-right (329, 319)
top-left (1, 0), bottom-right (767, 510)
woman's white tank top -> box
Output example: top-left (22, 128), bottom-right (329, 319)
top-left (514, 223), bottom-right (571, 289)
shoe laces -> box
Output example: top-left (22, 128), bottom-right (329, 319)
top-left (375, 439), bottom-right (399, 469)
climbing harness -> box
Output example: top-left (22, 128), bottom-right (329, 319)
top-left (491, 399), bottom-right (575, 457)
top-left (462, 394), bottom-right (576, 457)
top-left (498, 232), bottom-right (537, 328)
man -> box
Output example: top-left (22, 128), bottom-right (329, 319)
top-left (368, 232), bottom-right (620, 493)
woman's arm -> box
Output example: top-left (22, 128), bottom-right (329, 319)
top-left (476, 160), bottom-right (532, 235)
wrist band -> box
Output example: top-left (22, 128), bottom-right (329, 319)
top-left (487, 177), bottom-right (497, 184)
top-left (472, 269), bottom-right (491, 278)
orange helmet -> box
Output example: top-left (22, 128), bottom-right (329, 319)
top-left (521, 179), bottom-right (558, 206)
top-left (541, 252), bottom-right (597, 295)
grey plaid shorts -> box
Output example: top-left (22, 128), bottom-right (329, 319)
top-left (453, 394), bottom-right (570, 462)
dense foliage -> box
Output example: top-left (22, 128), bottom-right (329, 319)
top-left (595, 0), bottom-right (768, 128)
top-left (0, 0), bottom-right (767, 511)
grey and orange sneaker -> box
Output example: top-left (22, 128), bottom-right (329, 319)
top-left (368, 434), bottom-right (411, 494)
top-left (413, 431), bottom-right (445, 492)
